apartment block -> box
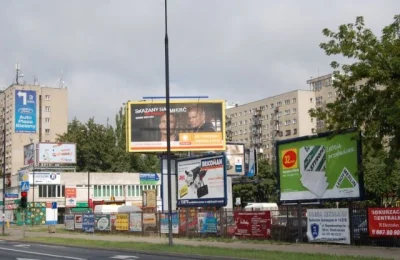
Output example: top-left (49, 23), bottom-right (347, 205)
top-left (226, 90), bottom-right (316, 160)
top-left (0, 84), bottom-right (68, 193)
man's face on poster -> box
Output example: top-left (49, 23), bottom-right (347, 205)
top-left (188, 109), bottom-right (205, 128)
top-left (159, 114), bottom-right (176, 135)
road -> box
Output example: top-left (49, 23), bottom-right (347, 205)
top-left (0, 240), bottom-right (199, 260)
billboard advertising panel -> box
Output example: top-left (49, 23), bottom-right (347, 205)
top-left (23, 143), bottom-right (35, 166)
top-left (37, 143), bottom-right (76, 164)
top-left (15, 89), bottom-right (37, 133)
top-left (126, 100), bottom-right (226, 152)
top-left (277, 130), bottom-right (362, 202)
top-left (176, 154), bottom-right (227, 207)
top-left (29, 172), bottom-right (61, 184)
top-left (226, 143), bottom-right (245, 176)
top-left (244, 148), bottom-right (257, 177)
top-left (368, 208), bottom-right (400, 237)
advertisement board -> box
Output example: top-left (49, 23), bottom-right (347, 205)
top-left (368, 208), bottom-right (400, 237)
top-left (95, 214), bottom-right (111, 231)
top-left (29, 172), bottom-right (61, 184)
top-left (277, 130), bottom-right (362, 202)
top-left (126, 100), bottom-right (226, 152)
top-left (23, 143), bottom-right (35, 166)
top-left (82, 213), bottom-right (95, 233)
top-left (307, 208), bottom-right (350, 244)
top-left (129, 213), bottom-right (142, 232)
top-left (160, 212), bottom-right (179, 234)
top-left (234, 211), bottom-right (271, 238)
top-left (14, 89), bottom-right (37, 133)
top-left (140, 173), bottom-right (160, 185)
top-left (245, 148), bottom-right (257, 177)
top-left (176, 154), bottom-right (227, 207)
top-left (37, 143), bottom-right (76, 164)
top-left (64, 215), bottom-right (74, 230)
top-left (226, 143), bottom-right (245, 176)
top-left (143, 190), bottom-right (157, 208)
top-left (116, 214), bottom-right (129, 231)
top-left (198, 212), bottom-right (218, 234)
top-left (75, 214), bottom-right (83, 229)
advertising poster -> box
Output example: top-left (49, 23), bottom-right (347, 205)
top-left (234, 211), bottom-right (271, 238)
top-left (95, 214), bottom-right (111, 231)
top-left (64, 215), bottom-right (74, 230)
top-left (368, 208), bottom-right (400, 237)
top-left (129, 213), bottom-right (142, 232)
top-left (225, 143), bottom-right (245, 176)
top-left (198, 212), bottom-right (217, 234)
top-left (82, 213), bottom-right (95, 233)
top-left (29, 172), bottom-right (61, 184)
top-left (140, 173), bottom-right (159, 185)
top-left (143, 213), bottom-right (156, 225)
top-left (177, 154), bottom-right (227, 207)
top-left (143, 189), bottom-right (157, 208)
top-left (245, 148), bottom-right (257, 177)
top-left (14, 89), bottom-right (37, 133)
top-left (74, 214), bottom-right (83, 229)
top-left (277, 131), bottom-right (361, 201)
top-left (307, 208), bottom-right (350, 244)
top-left (126, 100), bottom-right (226, 152)
top-left (160, 213), bottom-right (179, 234)
top-left (65, 187), bottom-right (77, 208)
top-left (24, 143), bottom-right (35, 166)
top-left (37, 143), bottom-right (76, 164)
top-left (116, 214), bottom-right (129, 231)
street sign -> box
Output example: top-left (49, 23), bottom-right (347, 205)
top-left (51, 202), bottom-right (57, 209)
top-left (5, 193), bottom-right (18, 199)
top-left (20, 181), bottom-right (30, 192)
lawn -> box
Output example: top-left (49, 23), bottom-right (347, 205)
top-left (22, 237), bottom-right (390, 260)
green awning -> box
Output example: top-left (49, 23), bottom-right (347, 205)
top-left (70, 207), bottom-right (92, 213)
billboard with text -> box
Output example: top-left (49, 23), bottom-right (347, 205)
top-left (37, 143), bottom-right (76, 164)
top-left (15, 89), bottom-right (37, 133)
top-left (126, 100), bottom-right (226, 152)
top-left (226, 143), bottom-right (245, 176)
top-left (277, 130), bottom-right (362, 202)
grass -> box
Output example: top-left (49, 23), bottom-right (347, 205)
top-left (22, 237), bottom-right (390, 260)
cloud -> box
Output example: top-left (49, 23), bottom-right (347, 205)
top-left (0, 0), bottom-right (398, 125)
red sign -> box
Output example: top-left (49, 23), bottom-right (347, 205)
top-left (234, 211), bottom-right (271, 238)
top-left (368, 208), bottom-right (400, 237)
top-left (65, 188), bottom-right (77, 198)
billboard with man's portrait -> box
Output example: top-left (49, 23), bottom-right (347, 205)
top-left (126, 100), bottom-right (226, 152)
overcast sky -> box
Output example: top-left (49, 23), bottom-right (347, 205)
top-left (0, 1), bottom-right (398, 125)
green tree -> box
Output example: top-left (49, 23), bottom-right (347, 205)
top-left (309, 15), bottom-right (400, 202)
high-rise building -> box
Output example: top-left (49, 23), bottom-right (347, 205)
top-left (0, 83), bottom-right (68, 195)
top-left (226, 90), bottom-right (316, 160)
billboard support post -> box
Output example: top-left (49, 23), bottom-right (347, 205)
top-left (164, 0), bottom-right (173, 247)
top-left (2, 95), bottom-right (6, 236)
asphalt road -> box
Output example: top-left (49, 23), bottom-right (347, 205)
top-left (0, 240), bottom-right (199, 260)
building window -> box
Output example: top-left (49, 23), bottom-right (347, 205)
top-left (293, 128), bottom-right (298, 135)
top-left (293, 118), bottom-right (297, 124)
top-left (285, 130), bottom-right (291, 136)
top-left (285, 99), bottom-right (290, 105)
top-left (292, 108), bottom-right (297, 114)
top-left (238, 112), bottom-right (242, 116)
top-left (45, 106), bottom-right (51, 112)
top-left (45, 95), bottom-right (51, 101)
top-left (45, 129), bottom-right (50, 134)
top-left (292, 98), bottom-right (296, 103)
top-left (276, 101), bottom-right (282, 107)
top-left (284, 109), bottom-right (290, 115)
top-left (38, 185), bottom-right (65, 198)
top-left (328, 92), bottom-right (333, 98)
top-left (243, 110), bottom-right (247, 115)
top-left (310, 98), bottom-right (313, 103)
top-left (270, 104), bottom-right (274, 109)
top-left (45, 117), bottom-right (50, 123)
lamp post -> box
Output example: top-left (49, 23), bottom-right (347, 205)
top-left (2, 92), bottom-right (6, 235)
top-left (164, 0), bottom-right (173, 247)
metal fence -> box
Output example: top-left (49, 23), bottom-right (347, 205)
top-left (62, 204), bottom-right (400, 248)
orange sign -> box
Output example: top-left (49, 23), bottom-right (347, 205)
top-left (282, 149), bottom-right (298, 169)
top-left (65, 187), bottom-right (77, 198)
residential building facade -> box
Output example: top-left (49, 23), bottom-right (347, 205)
top-left (226, 90), bottom-right (317, 160)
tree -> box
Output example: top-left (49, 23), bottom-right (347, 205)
top-left (309, 15), bottom-right (400, 202)
top-left (310, 15), bottom-right (400, 156)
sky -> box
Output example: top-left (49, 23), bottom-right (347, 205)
top-left (0, 0), bottom-right (398, 125)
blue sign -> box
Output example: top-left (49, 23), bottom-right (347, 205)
top-left (5, 193), bottom-right (18, 199)
top-left (15, 90), bottom-right (37, 133)
top-left (139, 173), bottom-right (160, 185)
top-left (52, 202), bottom-right (57, 209)
top-left (311, 223), bottom-right (319, 239)
top-left (20, 181), bottom-right (30, 192)
top-left (82, 213), bottom-right (95, 233)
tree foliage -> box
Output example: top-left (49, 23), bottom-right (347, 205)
top-left (57, 107), bottom-right (160, 172)
top-left (233, 159), bottom-right (278, 206)
top-left (309, 15), bottom-right (400, 204)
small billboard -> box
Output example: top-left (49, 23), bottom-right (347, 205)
top-left (37, 143), bottom-right (76, 164)
top-left (225, 143), bottom-right (245, 176)
top-left (176, 154), bottom-right (227, 207)
top-left (276, 129), bottom-right (363, 202)
top-left (126, 100), bottom-right (226, 152)
top-left (23, 143), bottom-right (35, 166)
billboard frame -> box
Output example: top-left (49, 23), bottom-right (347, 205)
top-left (175, 153), bottom-right (227, 208)
top-left (275, 128), bottom-right (364, 204)
top-left (125, 99), bottom-right (226, 153)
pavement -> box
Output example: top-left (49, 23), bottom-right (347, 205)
top-left (1, 225), bottom-right (400, 260)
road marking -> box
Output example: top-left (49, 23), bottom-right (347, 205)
top-left (17, 258), bottom-right (41, 260)
top-left (0, 246), bottom-right (86, 260)
top-left (110, 256), bottom-right (139, 259)
top-left (14, 244), bottom-right (31, 247)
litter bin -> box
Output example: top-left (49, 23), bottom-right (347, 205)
top-left (48, 225), bottom-right (56, 233)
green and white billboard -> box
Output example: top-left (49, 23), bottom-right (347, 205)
top-left (277, 130), bottom-right (362, 202)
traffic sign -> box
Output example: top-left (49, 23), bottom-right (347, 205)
top-left (20, 181), bottom-right (30, 192)
top-left (52, 202), bottom-right (57, 209)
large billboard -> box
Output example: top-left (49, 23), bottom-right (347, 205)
top-left (176, 154), bottom-right (227, 207)
top-left (226, 143), bottom-right (245, 176)
top-left (15, 89), bottom-right (37, 133)
top-left (277, 130), bottom-right (362, 202)
top-left (126, 100), bottom-right (226, 152)
top-left (37, 143), bottom-right (76, 164)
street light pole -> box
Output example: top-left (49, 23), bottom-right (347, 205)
top-left (164, 0), bottom-right (173, 247)
top-left (2, 92), bottom-right (6, 235)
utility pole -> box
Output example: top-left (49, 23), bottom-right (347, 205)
top-left (2, 92), bottom-right (7, 235)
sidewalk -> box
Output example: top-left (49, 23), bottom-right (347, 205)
top-left (2, 226), bottom-right (399, 260)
